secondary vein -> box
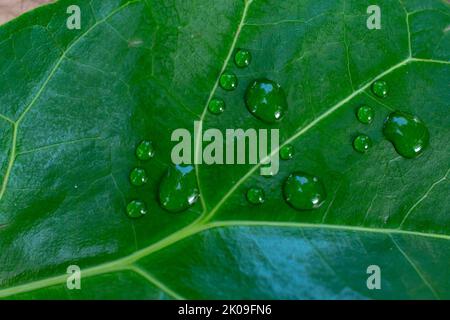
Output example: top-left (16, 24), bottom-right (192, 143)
top-left (194, 0), bottom-right (253, 213)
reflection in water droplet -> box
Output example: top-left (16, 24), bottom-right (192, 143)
top-left (353, 134), bottom-right (372, 153)
top-left (283, 172), bottom-right (326, 210)
top-left (372, 80), bottom-right (388, 98)
top-left (158, 164), bottom-right (199, 213)
top-left (235, 49), bottom-right (252, 68)
top-left (208, 98), bottom-right (225, 115)
top-left (136, 140), bottom-right (155, 161)
top-left (245, 79), bottom-right (288, 123)
top-left (126, 200), bottom-right (147, 218)
top-left (246, 187), bottom-right (265, 204)
top-left (130, 168), bottom-right (148, 186)
top-left (219, 71), bottom-right (238, 91)
top-left (280, 144), bottom-right (294, 160)
top-left (356, 105), bottom-right (374, 124)
top-left (128, 39), bottom-right (144, 48)
top-left (383, 111), bottom-right (429, 158)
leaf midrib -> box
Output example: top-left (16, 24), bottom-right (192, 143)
top-left (0, 220), bottom-right (449, 299)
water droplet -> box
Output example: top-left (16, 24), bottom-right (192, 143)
top-left (126, 200), bottom-right (147, 218)
top-left (283, 172), bottom-right (326, 210)
top-left (280, 144), bottom-right (294, 160)
top-left (246, 187), bottom-right (265, 204)
top-left (353, 134), bottom-right (372, 153)
top-left (158, 164), bottom-right (199, 213)
top-left (245, 79), bottom-right (288, 123)
top-left (208, 98), bottom-right (225, 115)
top-left (136, 140), bottom-right (155, 161)
top-left (372, 80), bottom-right (388, 98)
top-left (383, 111), bottom-right (429, 158)
top-left (234, 49), bottom-right (251, 68)
top-left (356, 105), bottom-right (374, 124)
top-left (219, 71), bottom-right (238, 91)
top-left (130, 168), bottom-right (148, 186)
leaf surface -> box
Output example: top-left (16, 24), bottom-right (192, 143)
top-left (0, 0), bottom-right (449, 299)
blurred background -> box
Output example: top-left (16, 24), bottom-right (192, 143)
top-left (0, 0), bottom-right (52, 25)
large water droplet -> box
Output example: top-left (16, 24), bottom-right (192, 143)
top-left (208, 98), bottom-right (225, 115)
top-left (158, 164), bottom-right (199, 213)
top-left (383, 111), bottom-right (429, 158)
top-left (372, 80), bottom-right (388, 98)
top-left (245, 79), bottom-right (288, 123)
top-left (356, 105), bottom-right (374, 124)
top-left (246, 187), bottom-right (265, 204)
top-left (126, 200), bottom-right (147, 218)
top-left (283, 172), bottom-right (326, 210)
top-left (353, 134), bottom-right (372, 153)
top-left (136, 140), bottom-right (155, 161)
top-left (130, 168), bottom-right (148, 186)
top-left (280, 144), bottom-right (294, 160)
top-left (219, 71), bottom-right (238, 91)
top-left (234, 49), bottom-right (252, 68)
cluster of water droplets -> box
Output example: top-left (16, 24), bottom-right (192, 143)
top-left (211, 48), bottom-right (328, 211)
top-left (207, 49), bottom-right (252, 115)
top-left (125, 140), bottom-right (201, 218)
top-left (124, 50), bottom-right (430, 218)
top-left (126, 140), bottom-right (155, 218)
top-left (353, 104), bottom-right (375, 153)
top-left (351, 80), bottom-right (429, 159)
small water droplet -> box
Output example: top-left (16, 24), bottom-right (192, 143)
top-left (126, 200), bottom-right (147, 218)
top-left (130, 168), bottom-right (148, 186)
top-left (219, 71), bottom-right (238, 91)
top-left (246, 187), bottom-right (265, 204)
top-left (353, 134), bottom-right (372, 153)
top-left (245, 79), bottom-right (288, 123)
top-left (372, 80), bottom-right (388, 98)
top-left (136, 140), bottom-right (155, 161)
top-left (280, 144), bottom-right (294, 160)
top-left (383, 111), bottom-right (429, 158)
top-left (158, 164), bottom-right (199, 213)
top-left (234, 49), bottom-right (251, 68)
top-left (356, 105), bottom-right (374, 124)
top-left (208, 98), bottom-right (225, 114)
top-left (283, 172), bottom-right (327, 210)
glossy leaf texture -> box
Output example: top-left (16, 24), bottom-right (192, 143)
top-left (0, 0), bottom-right (449, 299)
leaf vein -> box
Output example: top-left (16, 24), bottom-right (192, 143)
top-left (399, 168), bottom-right (449, 227)
top-left (194, 0), bottom-right (253, 212)
top-left (390, 235), bottom-right (440, 299)
top-left (0, 1), bottom-right (140, 201)
top-left (129, 265), bottom-right (185, 300)
top-left (1, 220), bottom-right (449, 298)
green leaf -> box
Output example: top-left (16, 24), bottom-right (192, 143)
top-left (0, 0), bottom-right (449, 299)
